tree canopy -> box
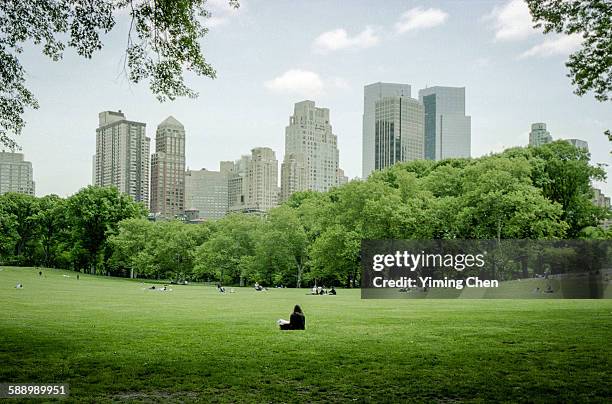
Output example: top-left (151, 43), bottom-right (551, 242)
top-left (526, 0), bottom-right (612, 101)
top-left (0, 142), bottom-right (609, 285)
top-left (0, 0), bottom-right (239, 148)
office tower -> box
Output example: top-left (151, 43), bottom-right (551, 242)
top-left (282, 101), bottom-right (342, 200)
top-left (184, 167), bottom-right (229, 220)
top-left (0, 151), bottom-right (35, 196)
top-left (280, 152), bottom-right (307, 202)
top-left (94, 110), bottom-right (150, 206)
top-left (418, 86), bottom-right (471, 160)
top-left (565, 138), bottom-right (589, 151)
top-left (528, 123), bottom-right (552, 147)
top-left (247, 147), bottom-right (279, 212)
top-left (150, 116), bottom-right (186, 218)
top-left (374, 95), bottom-right (425, 170)
top-left (227, 155), bottom-right (251, 213)
top-left (363, 82), bottom-right (412, 178)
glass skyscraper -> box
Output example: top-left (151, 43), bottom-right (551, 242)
top-left (374, 96), bottom-right (424, 170)
top-left (362, 82), bottom-right (412, 178)
top-left (418, 87), bottom-right (471, 160)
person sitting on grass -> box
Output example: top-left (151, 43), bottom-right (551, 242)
top-left (329, 286), bottom-right (337, 295)
top-left (278, 305), bottom-right (306, 330)
top-left (217, 284), bottom-right (226, 293)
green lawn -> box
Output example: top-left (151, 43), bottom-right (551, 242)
top-left (1, 267), bottom-right (610, 403)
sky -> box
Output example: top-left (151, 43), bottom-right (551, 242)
top-left (11, 0), bottom-right (612, 197)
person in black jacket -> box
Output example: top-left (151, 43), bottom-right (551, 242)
top-left (278, 305), bottom-right (306, 330)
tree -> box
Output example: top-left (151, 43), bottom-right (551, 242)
top-left (528, 141), bottom-right (607, 236)
top-left (0, 192), bottom-right (39, 264)
top-left (32, 194), bottom-right (66, 267)
top-left (194, 214), bottom-right (260, 284)
top-left (66, 186), bottom-right (146, 273)
top-left (526, 0), bottom-right (612, 101)
top-left (309, 225), bottom-right (361, 288)
top-left (108, 217), bottom-right (153, 278)
top-left (252, 206), bottom-right (308, 287)
top-left (0, 0), bottom-right (239, 148)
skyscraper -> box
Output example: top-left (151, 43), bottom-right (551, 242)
top-left (227, 154), bottom-right (251, 213)
top-left (0, 151), bottom-right (35, 196)
top-left (150, 116), bottom-right (186, 218)
top-left (374, 95), bottom-right (425, 170)
top-left (227, 148), bottom-right (278, 214)
top-left (247, 147), bottom-right (279, 213)
top-left (363, 82), bottom-right (412, 178)
top-left (94, 111), bottom-right (150, 206)
top-left (281, 100), bottom-right (342, 200)
top-left (280, 152), bottom-right (307, 202)
top-left (185, 167), bottom-right (229, 220)
top-left (528, 123), bottom-right (552, 147)
top-left (418, 86), bottom-right (471, 160)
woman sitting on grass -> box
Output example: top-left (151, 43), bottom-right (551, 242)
top-left (278, 305), bottom-right (306, 330)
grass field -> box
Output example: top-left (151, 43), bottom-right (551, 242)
top-left (1, 266), bottom-right (611, 403)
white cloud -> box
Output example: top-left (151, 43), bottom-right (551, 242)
top-left (204, 0), bottom-right (243, 28)
top-left (264, 69), bottom-right (324, 97)
top-left (488, 0), bottom-right (537, 41)
top-left (395, 7), bottom-right (448, 34)
top-left (520, 34), bottom-right (583, 58)
top-left (312, 27), bottom-right (380, 54)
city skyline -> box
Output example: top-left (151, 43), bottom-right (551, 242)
top-left (7, 0), bottom-right (612, 196)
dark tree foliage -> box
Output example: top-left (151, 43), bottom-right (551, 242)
top-left (526, 0), bottom-right (612, 101)
top-left (0, 0), bottom-right (239, 148)
top-left (66, 186), bottom-right (147, 273)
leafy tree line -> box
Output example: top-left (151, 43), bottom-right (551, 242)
top-left (0, 186), bottom-right (146, 273)
top-left (1, 142), bottom-right (610, 285)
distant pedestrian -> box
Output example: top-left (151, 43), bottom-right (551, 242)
top-left (77, 274), bottom-right (80, 280)
top-left (38, 271), bottom-right (42, 277)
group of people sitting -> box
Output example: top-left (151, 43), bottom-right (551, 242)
top-left (311, 285), bottom-right (336, 295)
top-left (254, 282), bottom-right (267, 292)
top-left (148, 285), bottom-right (170, 291)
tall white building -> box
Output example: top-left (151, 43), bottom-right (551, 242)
top-left (94, 111), bottom-right (150, 207)
top-left (227, 154), bottom-right (251, 213)
top-left (282, 101), bottom-right (341, 200)
top-left (227, 148), bottom-right (278, 214)
top-left (529, 123), bottom-right (552, 147)
top-left (0, 151), bottom-right (35, 196)
top-left (185, 167), bottom-right (229, 220)
top-left (418, 86), bottom-right (471, 160)
top-left (374, 95), bottom-right (425, 170)
top-left (248, 147), bottom-right (279, 212)
top-left (150, 116), bottom-right (186, 218)
top-left (280, 152), bottom-right (307, 202)
top-left (363, 82), bottom-right (412, 178)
